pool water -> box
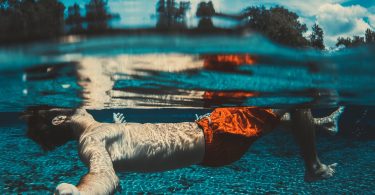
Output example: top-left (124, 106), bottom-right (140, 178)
top-left (0, 35), bottom-right (374, 193)
top-left (1, 109), bottom-right (374, 194)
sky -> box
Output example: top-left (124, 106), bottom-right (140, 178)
top-left (61, 0), bottom-right (375, 47)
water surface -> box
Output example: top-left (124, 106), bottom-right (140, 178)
top-left (0, 34), bottom-right (374, 194)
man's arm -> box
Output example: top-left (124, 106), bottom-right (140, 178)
top-left (55, 137), bottom-right (119, 195)
top-left (290, 109), bottom-right (337, 182)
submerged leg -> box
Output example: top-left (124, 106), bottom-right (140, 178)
top-left (314, 107), bottom-right (345, 135)
top-left (290, 109), bottom-right (337, 182)
top-left (270, 109), bottom-right (289, 119)
top-left (281, 107), bottom-right (344, 135)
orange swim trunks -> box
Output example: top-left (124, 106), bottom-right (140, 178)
top-left (203, 54), bottom-right (255, 70)
top-left (196, 107), bottom-right (280, 167)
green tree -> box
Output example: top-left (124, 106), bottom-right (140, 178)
top-left (196, 1), bottom-right (216, 30)
top-left (241, 6), bottom-right (308, 47)
top-left (336, 37), bottom-right (352, 48)
top-left (335, 28), bottom-right (375, 48)
top-left (197, 17), bottom-right (214, 30)
top-left (0, 0), bottom-right (65, 43)
top-left (365, 28), bottom-right (375, 44)
top-left (352, 36), bottom-right (365, 46)
top-left (309, 24), bottom-right (325, 50)
top-left (30, 0), bottom-right (65, 38)
top-left (156, 0), bottom-right (165, 13)
top-left (66, 3), bottom-right (83, 33)
top-left (196, 1), bottom-right (215, 17)
top-left (156, 0), bottom-right (190, 30)
top-left (178, 1), bottom-right (190, 17)
top-left (85, 0), bottom-right (112, 32)
top-left (336, 35), bottom-right (365, 48)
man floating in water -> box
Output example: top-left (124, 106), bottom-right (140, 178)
top-left (23, 106), bottom-right (343, 195)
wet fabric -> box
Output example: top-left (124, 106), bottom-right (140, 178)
top-left (196, 107), bottom-right (280, 167)
top-left (202, 90), bottom-right (258, 107)
top-left (203, 91), bottom-right (258, 99)
top-left (202, 54), bottom-right (255, 70)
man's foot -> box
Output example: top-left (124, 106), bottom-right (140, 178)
top-left (305, 163), bottom-right (337, 182)
top-left (315, 107), bottom-right (345, 135)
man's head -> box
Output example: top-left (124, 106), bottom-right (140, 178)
top-left (22, 106), bottom-right (78, 151)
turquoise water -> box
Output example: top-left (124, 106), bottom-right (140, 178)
top-left (1, 35), bottom-right (375, 110)
top-left (1, 109), bottom-right (374, 194)
top-left (0, 35), bottom-right (374, 193)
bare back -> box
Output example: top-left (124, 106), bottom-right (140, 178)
top-left (79, 122), bottom-right (205, 172)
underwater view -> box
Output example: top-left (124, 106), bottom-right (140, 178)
top-left (1, 0), bottom-right (375, 194)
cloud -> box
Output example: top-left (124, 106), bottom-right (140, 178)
top-left (61, 0), bottom-right (374, 47)
top-left (369, 15), bottom-right (375, 27)
top-left (317, 4), bottom-right (370, 35)
top-left (316, 3), bottom-right (374, 46)
top-left (186, 1), bottom-right (375, 47)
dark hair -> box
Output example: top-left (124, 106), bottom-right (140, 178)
top-left (22, 106), bottom-right (76, 151)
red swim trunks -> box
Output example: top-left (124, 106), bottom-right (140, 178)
top-left (196, 107), bottom-right (280, 167)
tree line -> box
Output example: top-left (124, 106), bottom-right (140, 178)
top-left (158, 1), bottom-right (375, 49)
top-left (156, 1), bottom-right (315, 48)
top-left (195, 3), bottom-right (326, 49)
top-left (0, 0), bottom-right (117, 43)
top-left (336, 29), bottom-right (375, 48)
top-left (66, 0), bottom-right (119, 34)
top-left (0, 0), bottom-right (374, 49)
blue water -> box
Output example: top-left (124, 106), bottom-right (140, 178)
top-left (1, 35), bottom-right (375, 111)
top-left (0, 35), bottom-right (375, 193)
top-left (1, 109), bottom-right (374, 194)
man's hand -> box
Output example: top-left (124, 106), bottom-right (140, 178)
top-left (113, 112), bottom-right (126, 124)
top-left (55, 183), bottom-right (80, 195)
top-left (305, 163), bottom-right (338, 182)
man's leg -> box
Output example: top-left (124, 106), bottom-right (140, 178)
top-left (271, 109), bottom-right (288, 118)
top-left (280, 107), bottom-right (344, 135)
top-left (313, 107), bottom-right (345, 135)
top-left (290, 109), bottom-right (337, 181)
